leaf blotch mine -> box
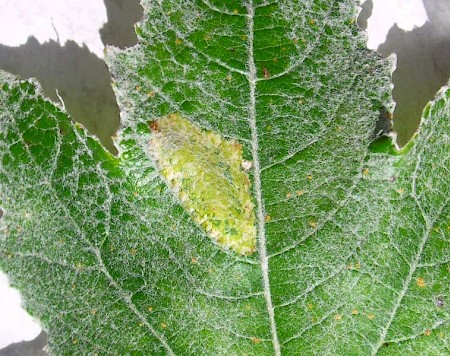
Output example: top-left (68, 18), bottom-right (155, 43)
top-left (149, 113), bottom-right (256, 255)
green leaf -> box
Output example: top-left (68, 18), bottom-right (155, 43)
top-left (1, 1), bottom-right (449, 355)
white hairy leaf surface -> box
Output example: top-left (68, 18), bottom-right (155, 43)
top-left (0, 0), bottom-right (449, 354)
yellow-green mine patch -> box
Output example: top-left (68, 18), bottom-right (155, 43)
top-left (149, 113), bottom-right (256, 255)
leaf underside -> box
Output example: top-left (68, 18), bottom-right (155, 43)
top-left (0, 0), bottom-right (449, 355)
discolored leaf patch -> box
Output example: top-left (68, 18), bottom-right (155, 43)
top-left (149, 113), bottom-right (256, 255)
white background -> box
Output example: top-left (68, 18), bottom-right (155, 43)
top-left (0, 0), bottom-right (429, 350)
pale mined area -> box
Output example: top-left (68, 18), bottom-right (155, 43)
top-left (149, 113), bottom-right (256, 255)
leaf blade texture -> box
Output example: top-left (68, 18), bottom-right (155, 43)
top-left (0, 0), bottom-right (449, 354)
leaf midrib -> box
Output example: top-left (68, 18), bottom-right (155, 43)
top-left (244, 2), bottom-right (281, 355)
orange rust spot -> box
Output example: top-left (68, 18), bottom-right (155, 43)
top-left (139, 322), bottom-right (144, 327)
top-left (130, 248), bottom-right (137, 255)
top-left (298, 99), bottom-right (304, 104)
top-left (175, 38), bottom-right (183, 45)
top-left (263, 67), bottom-right (270, 78)
top-left (367, 313), bottom-right (375, 320)
top-left (265, 214), bottom-right (271, 222)
top-left (363, 168), bottom-right (369, 176)
top-left (354, 262), bottom-right (361, 270)
top-left (148, 91), bottom-right (156, 98)
top-left (347, 263), bottom-right (353, 270)
top-left (296, 190), bottom-right (304, 196)
top-left (351, 309), bottom-right (358, 315)
top-left (90, 309), bottom-right (97, 315)
top-left (307, 303), bottom-right (313, 310)
top-left (233, 9), bottom-right (239, 14)
top-left (226, 74), bottom-right (232, 81)
top-left (293, 38), bottom-right (298, 44)
top-left (135, 86), bottom-right (142, 91)
top-left (147, 306), bottom-right (153, 312)
top-left (307, 174), bottom-right (313, 180)
top-left (309, 19), bottom-right (316, 25)
top-left (251, 337), bottom-right (261, 344)
top-left (308, 221), bottom-right (317, 229)
top-left (417, 277), bottom-right (426, 288)
top-left (286, 192), bottom-right (292, 198)
top-left (424, 329), bottom-right (432, 336)
top-left (161, 322), bottom-right (168, 329)
top-left (335, 314), bottom-right (342, 321)
top-left (204, 34), bottom-right (211, 41)
top-left (397, 188), bottom-right (405, 194)
top-left (191, 257), bottom-right (198, 264)
top-left (72, 338), bottom-right (78, 344)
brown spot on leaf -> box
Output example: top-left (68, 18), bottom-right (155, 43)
top-left (149, 120), bottom-right (160, 132)
top-left (417, 277), bottom-right (426, 288)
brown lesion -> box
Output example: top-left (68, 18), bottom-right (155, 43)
top-left (149, 120), bottom-right (160, 132)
